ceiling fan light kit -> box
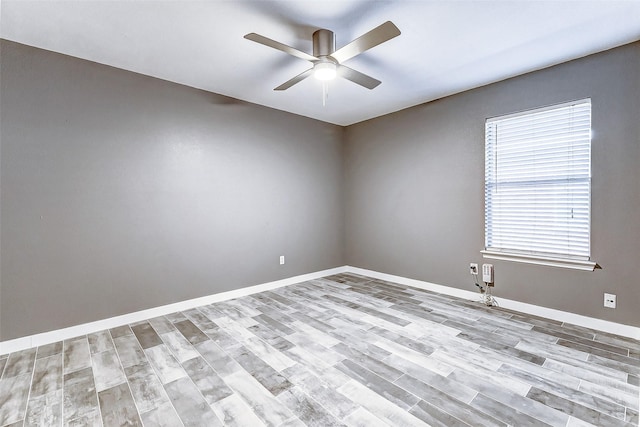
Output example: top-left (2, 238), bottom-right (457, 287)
top-left (244, 21), bottom-right (401, 92)
top-left (313, 61), bottom-right (337, 81)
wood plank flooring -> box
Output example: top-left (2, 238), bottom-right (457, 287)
top-left (0, 273), bottom-right (638, 426)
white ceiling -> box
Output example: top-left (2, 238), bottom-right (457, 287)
top-left (2, 1), bottom-right (640, 126)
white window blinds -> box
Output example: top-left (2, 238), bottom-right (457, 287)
top-left (485, 99), bottom-right (592, 261)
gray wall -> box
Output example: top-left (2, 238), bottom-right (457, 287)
top-left (345, 42), bottom-right (640, 328)
top-left (0, 41), bottom-right (344, 340)
top-left (2, 40), bottom-right (639, 341)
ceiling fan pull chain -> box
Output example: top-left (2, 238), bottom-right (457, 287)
top-left (322, 81), bottom-right (329, 107)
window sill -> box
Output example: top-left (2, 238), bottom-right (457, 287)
top-left (481, 250), bottom-right (598, 271)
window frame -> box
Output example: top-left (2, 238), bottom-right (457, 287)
top-left (482, 99), bottom-right (596, 271)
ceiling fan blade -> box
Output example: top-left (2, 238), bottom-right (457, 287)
top-left (338, 65), bottom-right (381, 90)
top-left (274, 68), bottom-right (314, 91)
top-left (330, 21), bottom-right (401, 64)
top-left (244, 33), bottom-right (318, 62)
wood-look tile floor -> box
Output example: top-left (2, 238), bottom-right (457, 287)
top-left (0, 273), bottom-right (638, 426)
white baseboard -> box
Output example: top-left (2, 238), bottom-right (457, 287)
top-left (2, 264), bottom-right (637, 355)
top-left (0, 266), bottom-right (348, 355)
top-left (345, 266), bottom-right (640, 340)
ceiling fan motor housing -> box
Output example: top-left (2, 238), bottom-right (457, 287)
top-left (313, 29), bottom-right (336, 58)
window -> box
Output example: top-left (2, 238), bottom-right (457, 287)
top-left (483, 99), bottom-right (596, 270)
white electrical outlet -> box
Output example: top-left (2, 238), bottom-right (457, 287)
top-left (469, 263), bottom-right (478, 275)
top-left (604, 293), bottom-right (616, 308)
top-left (280, 255), bottom-right (285, 265)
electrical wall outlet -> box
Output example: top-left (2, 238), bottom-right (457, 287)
top-left (469, 263), bottom-right (478, 275)
top-left (604, 293), bottom-right (616, 308)
top-left (279, 255), bottom-right (285, 265)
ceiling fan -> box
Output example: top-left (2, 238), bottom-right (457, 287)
top-left (244, 21), bottom-right (401, 91)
